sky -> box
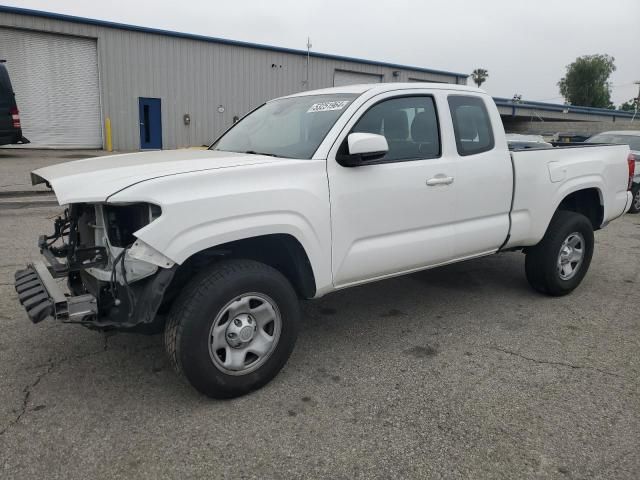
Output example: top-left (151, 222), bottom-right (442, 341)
top-left (4, 0), bottom-right (640, 106)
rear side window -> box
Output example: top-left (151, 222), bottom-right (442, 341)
top-left (448, 95), bottom-right (494, 156)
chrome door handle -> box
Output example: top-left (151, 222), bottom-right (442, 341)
top-left (426, 175), bottom-right (454, 186)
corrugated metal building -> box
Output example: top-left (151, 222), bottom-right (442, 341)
top-left (0, 6), bottom-right (468, 150)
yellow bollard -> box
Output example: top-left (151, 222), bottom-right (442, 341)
top-left (105, 117), bottom-right (113, 152)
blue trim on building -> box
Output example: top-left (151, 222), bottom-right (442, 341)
top-left (0, 5), bottom-right (468, 80)
top-left (493, 97), bottom-right (636, 119)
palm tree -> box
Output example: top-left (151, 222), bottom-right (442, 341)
top-left (471, 68), bottom-right (489, 88)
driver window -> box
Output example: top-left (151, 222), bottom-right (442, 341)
top-left (350, 96), bottom-right (440, 161)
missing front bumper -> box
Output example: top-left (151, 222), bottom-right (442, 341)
top-left (15, 260), bottom-right (178, 329)
top-left (14, 262), bottom-right (97, 323)
top-left (15, 204), bottom-right (178, 329)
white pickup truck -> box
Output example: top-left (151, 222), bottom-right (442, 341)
top-left (15, 84), bottom-right (634, 398)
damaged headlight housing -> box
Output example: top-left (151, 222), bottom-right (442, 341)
top-left (103, 203), bottom-right (162, 248)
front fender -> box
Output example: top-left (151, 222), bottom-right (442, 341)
top-left (107, 159), bottom-right (334, 295)
top-left (140, 210), bottom-right (326, 281)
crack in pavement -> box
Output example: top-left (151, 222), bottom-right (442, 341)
top-left (487, 346), bottom-right (625, 379)
top-left (0, 335), bottom-right (111, 436)
top-left (1, 332), bottom-right (163, 436)
top-left (0, 360), bottom-right (54, 436)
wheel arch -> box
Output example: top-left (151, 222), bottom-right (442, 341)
top-left (162, 233), bottom-right (317, 308)
top-left (555, 186), bottom-right (604, 231)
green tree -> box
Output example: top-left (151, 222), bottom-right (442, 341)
top-left (558, 54), bottom-right (616, 108)
top-left (619, 98), bottom-right (638, 111)
top-left (471, 68), bottom-right (489, 88)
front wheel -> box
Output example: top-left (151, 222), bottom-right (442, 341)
top-left (628, 185), bottom-right (640, 214)
top-left (525, 211), bottom-right (594, 296)
top-left (164, 259), bottom-right (300, 399)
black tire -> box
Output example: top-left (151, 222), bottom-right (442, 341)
top-left (525, 210), bottom-right (594, 296)
top-left (628, 185), bottom-right (640, 214)
top-left (164, 259), bottom-right (299, 399)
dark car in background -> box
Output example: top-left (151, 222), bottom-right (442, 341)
top-left (586, 131), bottom-right (640, 213)
top-left (0, 60), bottom-right (28, 146)
top-left (552, 132), bottom-right (591, 144)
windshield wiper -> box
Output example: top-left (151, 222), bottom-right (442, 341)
top-left (244, 150), bottom-right (279, 157)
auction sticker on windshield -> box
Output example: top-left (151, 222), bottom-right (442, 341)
top-left (307, 101), bottom-right (350, 113)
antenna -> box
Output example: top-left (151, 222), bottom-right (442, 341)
top-left (305, 37), bottom-right (312, 89)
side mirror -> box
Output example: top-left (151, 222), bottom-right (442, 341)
top-left (337, 133), bottom-right (389, 167)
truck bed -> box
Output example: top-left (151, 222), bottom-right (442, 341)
top-left (505, 143), bottom-right (631, 249)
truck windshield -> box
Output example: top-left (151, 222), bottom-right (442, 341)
top-left (211, 94), bottom-right (358, 159)
top-left (587, 133), bottom-right (640, 151)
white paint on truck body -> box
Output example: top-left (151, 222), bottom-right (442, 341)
top-left (32, 83), bottom-right (633, 298)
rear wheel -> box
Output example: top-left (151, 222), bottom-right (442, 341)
top-left (525, 210), bottom-right (594, 296)
top-left (628, 185), bottom-right (640, 214)
top-left (164, 259), bottom-right (299, 399)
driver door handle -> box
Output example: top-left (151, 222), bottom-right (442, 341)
top-left (426, 175), bottom-right (454, 186)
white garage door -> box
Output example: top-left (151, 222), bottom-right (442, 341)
top-left (0, 28), bottom-right (102, 148)
top-left (333, 70), bottom-right (383, 87)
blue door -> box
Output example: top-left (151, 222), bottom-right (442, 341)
top-left (138, 97), bottom-right (162, 149)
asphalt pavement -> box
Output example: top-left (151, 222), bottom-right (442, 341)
top-left (0, 151), bottom-right (638, 479)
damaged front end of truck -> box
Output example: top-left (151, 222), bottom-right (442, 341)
top-left (15, 201), bottom-right (177, 331)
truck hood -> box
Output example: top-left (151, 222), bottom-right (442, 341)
top-left (31, 149), bottom-right (285, 204)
